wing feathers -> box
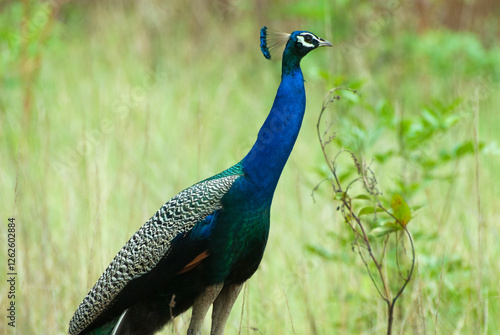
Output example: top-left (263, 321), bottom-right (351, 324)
top-left (69, 173), bottom-right (241, 335)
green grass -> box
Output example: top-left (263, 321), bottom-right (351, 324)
top-left (1, 0), bottom-right (500, 334)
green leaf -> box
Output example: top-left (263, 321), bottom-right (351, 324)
top-left (312, 164), bottom-right (332, 179)
top-left (453, 140), bottom-right (484, 157)
top-left (411, 204), bottom-right (425, 212)
top-left (370, 223), bottom-right (403, 237)
top-left (391, 193), bottom-right (411, 227)
top-left (340, 89), bottom-right (360, 103)
top-left (374, 150), bottom-right (394, 163)
top-left (353, 194), bottom-right (371, 200)
top-left (421, 108), bottom-right (439, 127)
top-left (443, 114), bottom-right (461, 128)
top-left (305, 244), bottom-right (335, 260)
top-left (334, 192), bottom-right (345, 201)
top-left (358, 206), bottom-right (385, 216)
top-left (338, 168), bottom-right (356, 183)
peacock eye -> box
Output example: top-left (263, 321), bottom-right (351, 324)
top-left (304, 35), bottom-right (313, 43)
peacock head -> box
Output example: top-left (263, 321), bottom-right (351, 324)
top-left (260, 26), bottom-right (332, 61)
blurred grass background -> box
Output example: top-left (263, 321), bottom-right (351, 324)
top-left (1, 0), bottom-right (499, 333)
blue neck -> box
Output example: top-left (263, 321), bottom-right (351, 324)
top-left (241, 57), bottom-right (305, 200)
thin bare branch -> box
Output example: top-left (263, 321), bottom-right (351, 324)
top-left (317, 88), bottom-right (416, 335)
top-left (434, 252), bottom-right (446, 335)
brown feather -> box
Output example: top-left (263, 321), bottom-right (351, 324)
top-left (178, 250), bottom-right (210, 274)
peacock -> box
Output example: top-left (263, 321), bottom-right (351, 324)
top-left (69, 26), bottom-right (331, 335)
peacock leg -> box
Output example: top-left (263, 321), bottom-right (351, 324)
top-left (210, 283), bottom-right (243, 335)
top-left (187, 283), bottom-right (224, 335)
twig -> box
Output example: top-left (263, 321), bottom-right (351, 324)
top-left (473, 85), bottom-right (486, 333)
top-left (281, 286), bottom-right (296, 335)
top-left (169, 294), bottom-right (176, 320)
top-left (434, 252), bottom-right (446, 335)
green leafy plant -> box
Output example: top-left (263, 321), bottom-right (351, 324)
top-left (313, 89), bottom-right (417, 335)
top-left (314, 86), bottom-right (484, 198)
top-left (310, 80), bottom-right (489, 332)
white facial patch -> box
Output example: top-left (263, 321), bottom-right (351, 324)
top-left (296, 34), bottom-right (317, 48)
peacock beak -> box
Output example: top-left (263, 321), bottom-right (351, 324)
top-left (318, 38), bottom-right (333, 47)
